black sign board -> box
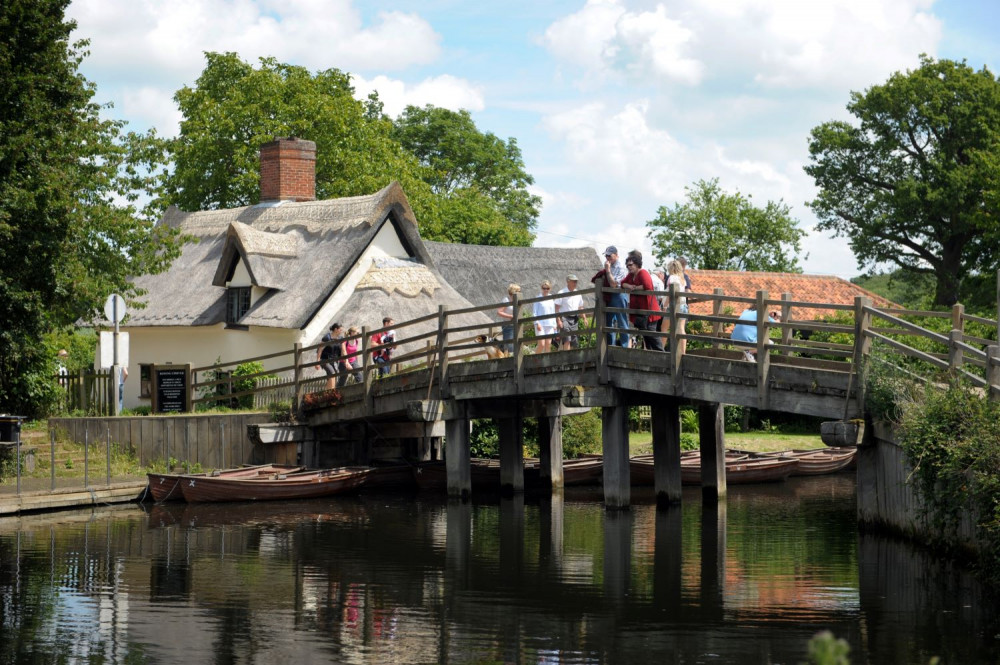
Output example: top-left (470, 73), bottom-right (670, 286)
top-left (154, 366), bottom-right (189, 413)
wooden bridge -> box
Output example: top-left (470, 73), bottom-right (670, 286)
top-left (200, 284), bottom-right (1000, 509)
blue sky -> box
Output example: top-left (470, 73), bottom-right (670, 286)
top-left (67, 0), bottom-right (1000, 278)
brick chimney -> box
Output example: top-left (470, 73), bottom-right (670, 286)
top-left (259, 137), bottom-right (316, 202)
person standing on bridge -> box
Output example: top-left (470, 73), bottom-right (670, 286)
top-left (533, 280), bottom-right (557, 353)
top-left (591, 246), bottom-right (630, 347)
top-left (621, 250), bottom-right (663, 351)
top-left (497, 283), bottom-right (522, 353)
top-left (555, 274), bottom-right (587, 350)
top-left (316, 323), bottom-right (343, 390)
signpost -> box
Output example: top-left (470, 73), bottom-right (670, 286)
top-left (103, 294), bottom-right (128, 415)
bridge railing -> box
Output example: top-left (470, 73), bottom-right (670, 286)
top-left (187, 285), bottom-right (1000, 411)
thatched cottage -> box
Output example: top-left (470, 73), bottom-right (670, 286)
top-left (119, 137), bottom-right (602, 409)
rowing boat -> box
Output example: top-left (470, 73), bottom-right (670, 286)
top-left (178, 466), bottom-right (370, 503)
top-left (147, 464), bottom-right (302, 502)
top-left (757, 447), bottom-right (856, 476)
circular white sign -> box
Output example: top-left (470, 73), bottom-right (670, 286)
top-left (104, 294), bottom-right (127, 323)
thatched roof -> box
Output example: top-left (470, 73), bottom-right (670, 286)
top-left (423, 241), bottom-right (603, 317)
top-left (128, 182), bottom-right (430, 328)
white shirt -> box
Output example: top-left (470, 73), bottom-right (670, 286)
top-left (533, 295), bottom-right (556, 327)
top-left (556, 287), bottom-right (583, 315)
top-left (667, 274), bottom-right (687, 308)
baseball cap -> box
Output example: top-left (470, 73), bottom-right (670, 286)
top-left (604, 246), bottom-right (618, 256)
top-left (566, 273), bottom-right (579, 281)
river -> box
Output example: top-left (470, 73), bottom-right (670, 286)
top-left (1, 475), bottom-right (998, 664)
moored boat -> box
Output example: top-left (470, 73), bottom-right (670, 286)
top-left (758, 447), bottom-right (856, 476)
top-left (179, 466), bottom-right (370, 503)
top-left (147, 464), bottom-right (302, 502)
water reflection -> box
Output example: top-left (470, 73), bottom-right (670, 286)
top-left (0, 476), bottom-right (998, 664)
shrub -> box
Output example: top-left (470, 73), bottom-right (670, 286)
top-left (562, 409), bottom-right (601, 457)
top-left (268, 400), bottom-right (294, 424)
top-left (232, 361), bottom-right (272, 409)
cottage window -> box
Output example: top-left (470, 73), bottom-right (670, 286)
top-left (227, 287), bottom-right (251, 324)
top-left (139, 364), bottom-right (152, 398)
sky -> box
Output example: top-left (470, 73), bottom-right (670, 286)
top-left (67, 0), bottom-right (1000, 279)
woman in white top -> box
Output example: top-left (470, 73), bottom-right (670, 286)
top-left (533, 280), bottom-right (557, 353)
top-left (666, 259), bottom-right (688, 355)
top-left (496, 283), bottom-right (521, 353)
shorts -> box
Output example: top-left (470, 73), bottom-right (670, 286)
top-left (321, 360), bottom-right (337, 377)
top-left (537, 325), bottom-right (557, 336)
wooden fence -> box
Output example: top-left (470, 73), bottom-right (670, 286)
top-left (53, 369), bottom-right (117, 416)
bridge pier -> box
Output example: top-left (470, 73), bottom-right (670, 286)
top-left (498, 406), bottom-right (525, 494)
top-left (602, 402), bottom-right (631, 509)
top-left (651, 400), bottom-right (682, 504)
top-left (698, 403), bottom-right (726, 500)
top-left (537, 412), bottom-right (564, 489)
top-left (445, 406), bottom-right (471, 500)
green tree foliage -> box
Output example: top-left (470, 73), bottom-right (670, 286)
top-left (0, 0), bottom-right (180, 417)
top-left (805, 56), bottom-right (1000, 307)
top-left (646, 179), bottom-right (805, 271)
top-left (155, 53), bottom-right (538, 246)
top-left (393, 105), bottom-right (540, 245)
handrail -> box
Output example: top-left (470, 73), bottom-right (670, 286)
top-left (163, 287), bottom-right (1000, 412)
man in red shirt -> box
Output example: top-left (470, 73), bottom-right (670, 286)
top-left (620, 249), bottom-right (663, 351)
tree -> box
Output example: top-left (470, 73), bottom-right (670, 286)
top-left (393, 105), bottom-right (540, 245)
top-left (646, 179), bottom-right (805, 272)
top-left (156, 54), bottom-right (537, 246)
top-left (805, 56), bottom-right (1000, 307)
top-left (0, 0), bottom-right (180, 417)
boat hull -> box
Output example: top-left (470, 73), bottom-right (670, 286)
top-left (147, 464), bottom-right (301, 502)
top-left (179, 467), bottom-right (369, 503)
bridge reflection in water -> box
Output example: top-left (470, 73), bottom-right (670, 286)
top-left (2, 478), bottom-right (998, 663)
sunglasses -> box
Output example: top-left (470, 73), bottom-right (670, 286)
top-left (541, 286), bottom-right (551, 290)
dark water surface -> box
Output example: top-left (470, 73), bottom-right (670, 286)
top-left (1, 476), bottom-right (998, 664)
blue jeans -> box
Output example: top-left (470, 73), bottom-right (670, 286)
top-left (605, 293), bottom-right (630, 347)
top-left (374, 356), bottom-right (391, 377)
top-left (502, 324), bottom-right (514, 353)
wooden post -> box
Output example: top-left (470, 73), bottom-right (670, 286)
top-left (669, 283), bottom-right (681, 394)
top-left (601, 398), bottom-right (630, 509)
top-left (362, 325), bottom-right (373, 406)
top-left (710, 288), bottom-right (725, 344)
top-left (853, 296), bottom-right (872, 416)
top-left (651, 400), bottom-right (681, 504)
top-left (948, 329), bottom-right (963, 374)
top-left (951, 303), bottom-right (965, 335)
top-left (988, 345), bottom-right (1000, 402)
top-left (512, 294), bottom-right (524, 391)
top-left (292, 342), bottom-right (302, 411)
top-left (538, 411), bottom-right (564, 489)
top-left (779, 292), bottom-right (793, 352)
top-left (755, 290), bottom-right (770, 410)
top-left (698, 403), bottom-right (725, 500)
top-left (437, 305), bottom-right (449, 398)
top-left (445, 405), bottom-right (471, 500)
top-left (595, 284), bottom-right (609, 384)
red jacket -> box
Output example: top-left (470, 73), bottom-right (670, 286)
top-left (622, 269), bottom-right (660, 323)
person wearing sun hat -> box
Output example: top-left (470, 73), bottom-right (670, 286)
top-left (555, 273), bottom-right (587, 349)
top-left (591, 245), bottom-right (630, 347)
top-left (533, 279), bottom-right (558, 353)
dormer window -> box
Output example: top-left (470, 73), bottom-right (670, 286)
top-left (227, 287), bottom-right (251, 324)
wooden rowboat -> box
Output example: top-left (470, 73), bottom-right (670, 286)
top-left (147, 464), bottom-right (302, 502)
top-left (179, 466), bottom-right (370, 503)
top-left (631, 451), bottom-right (749, 486)
top-left (413, 456), bottom-right (604, 491)
top-left (758, 447), bottom-right (856, 476)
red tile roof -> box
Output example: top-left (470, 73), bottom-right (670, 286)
top-left (683, 270), bottom-right (896, 321)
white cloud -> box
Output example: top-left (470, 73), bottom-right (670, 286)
top-left (543, 0), bottom-right (941, 91)
top-left (69, 0), bottom-right (442, 79)
top-left (121, 87), bottom-right (183, 137)
top-left (353, 74), bottom-right (485, 118)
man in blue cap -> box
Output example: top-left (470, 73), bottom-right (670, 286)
top-left (591, 246), bottom-right (631, 347)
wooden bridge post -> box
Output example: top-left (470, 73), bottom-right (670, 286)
top-left (595, 284), bottom-right (609, 384)
top-left (755, 290), bottom-right (770, 410)
top-left (292, 343), bottom-right (302, 411)
top-left (602, 397), bottom-right (630, 509)
top-left (651, 400), bottom-right (682, 504)
top-left (669, 283), bottom-right (682, 394)
top-left (948, 329), bottom-right (964, 374)
top-left (779, 293), bottom-right (793, 353)
top-left (361, 326), bottom-right (373, 406)
top-left (512, 294), bottom-right (524, 391)
top-left (445, 403), bottom-right (471, 500)
top-left (538, 406), bottom-right (564, 489)
top-left (988, 345), bottom-right (1000, 401)
top-left (710, 288), bottom-right (725, 346)
top-left (698, 403), bottom-right (726, 500)
top-left (854, 296), bottom-right (872, 415)
top-left (437, 306), bottom-right (450, 398)
top-left (499, 402), bottom-right (525, 495)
